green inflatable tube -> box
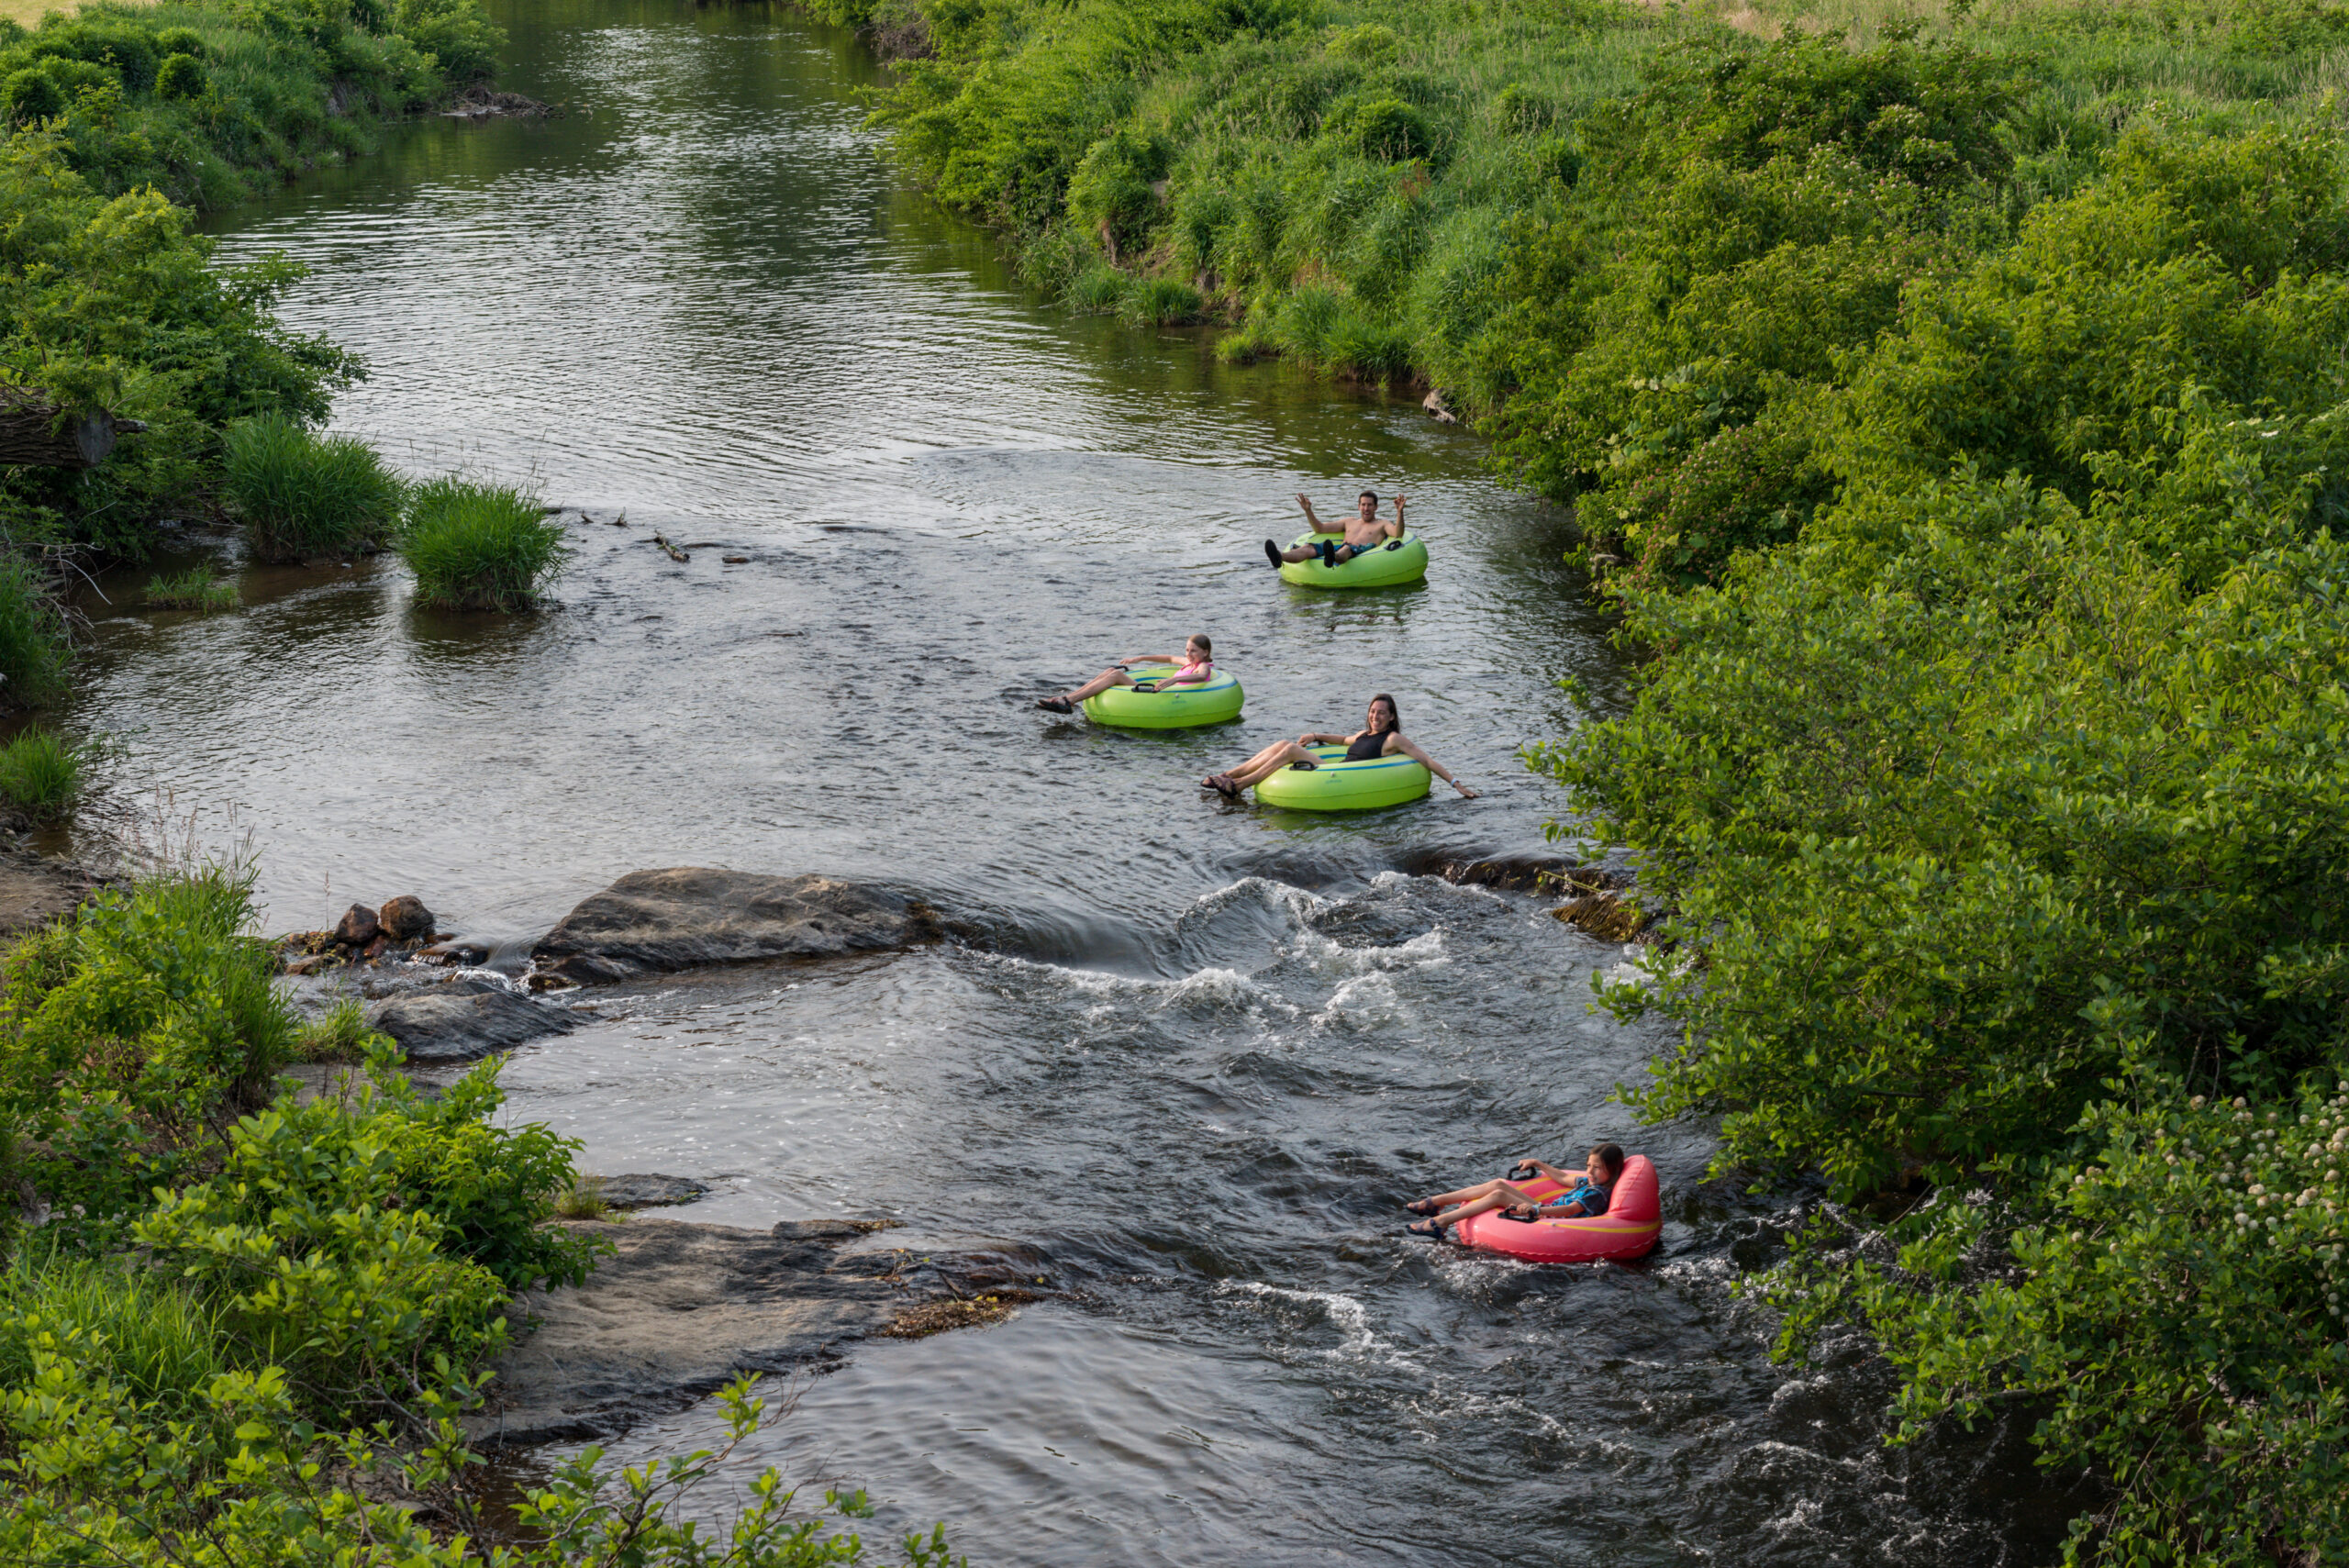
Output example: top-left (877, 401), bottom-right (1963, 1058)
top-left (1276, 531), bottom-right (1429, 588)
top-left (1252, 744), bottom-right (1431, 810)
top-left (1082, 665), bottom-right (1246, 728)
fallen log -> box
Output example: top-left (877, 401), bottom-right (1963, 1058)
top-left (0, 386), bottom-right (144, 468)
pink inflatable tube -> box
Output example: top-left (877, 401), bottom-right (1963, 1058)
top-left (1452, 1154), bottom-right (1663, 1265)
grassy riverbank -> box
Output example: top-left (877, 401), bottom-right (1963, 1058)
top-left (834, 0), bottom-right (2349, 1559)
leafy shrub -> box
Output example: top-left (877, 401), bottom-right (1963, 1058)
top-left (142, 564), bottom-right (235, 611)
top-left (135, 1094), bottom-right (514, 1413)
top-left (398, 476), bottom-right (570, 610)
top-left (0, 555), bottom-right (67, 706)
top-left (0, 865), bottom-right (300, 1237)
top-left (1065, 128), bottom-right (1166, 260)
top-left (154, 51), bottom-right (207, 102)
top-left (1120, 276), bottom-right (1202, 326)
top-left (222, 414), bottom-right (405, 562)
top-left (1, 67), bottom-right (61, 126)
top-left (152, 27), bottom-right (206, 61)
top-left (0, 726), bottom-right (85, 821)
top-left (1780, 1082), bottom-right (2349, 1565)
top-left (392, 0), bottom-right (505, 82)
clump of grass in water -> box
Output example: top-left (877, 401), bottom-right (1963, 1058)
top-left (222, 414), bottom-right (406, 563)
top-left (295, 997), bottom-right (384, 1062)
top-left (551, 1175), bottom-right (612, 1221)
top-left (0, 726), bottom-right (86, 821)
top-left (400, 477), bottom-right (572, 611)
top-left (143, 566), bottom-right (237, 614)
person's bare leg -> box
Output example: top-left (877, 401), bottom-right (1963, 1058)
top-left (1227, 740), bottom-right (1318, 790)
top-left (1207, 740), bottom-right (1297, 794)
top-left (1411, 1178), bottom-right (1510, 1212)
top-left (1064, 668), bottom-right (1136, 704)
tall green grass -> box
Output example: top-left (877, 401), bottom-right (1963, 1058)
top-left (399, 477), bottom-right (571, 611)
top-left (0, 725), bottom-right (84, 820)
top-left (221, 414), bottom-right (406, 563)
top-left (0, 1248), bottom-right (232, 1418)
top-left (0, 554), bottom-right (66, 707)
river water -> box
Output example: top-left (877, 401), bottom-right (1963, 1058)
top-left (60, 1), bottom-right (2076, 1561)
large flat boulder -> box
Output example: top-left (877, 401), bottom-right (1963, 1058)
top-left (466, 1218), bottom-right (1041, 1446)
top-left (531, 868), bottom-right (937, 983)
top-left (370, 985), bottom-right (576, 1063)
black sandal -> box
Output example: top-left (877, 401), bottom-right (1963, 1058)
top-left (1264, 539), bottom-right (1284, 568)
top-left (1036, 696), bottom-right (1074, 713)
top-left (1407, 1218), bottom-right (1449, 1239)
top-left (1404, 1198), bottom-right (1439, 1216)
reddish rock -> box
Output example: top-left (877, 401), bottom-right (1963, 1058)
top-left (334, 904), bottom-right (380, 946)
top-left (378, 895), bottom-right (437, 941)
top-left (361, 933), bottom-right (390, 960)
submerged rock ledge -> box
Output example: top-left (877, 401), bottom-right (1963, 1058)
top-left (467, 1218), bottom-right (1044, 1447)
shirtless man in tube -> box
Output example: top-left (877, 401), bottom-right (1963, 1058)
top-left (1264, 489), bottom-right (1404, 570)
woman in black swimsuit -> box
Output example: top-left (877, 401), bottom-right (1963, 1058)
top-left (1203, 695), bottom-right (1478, 799)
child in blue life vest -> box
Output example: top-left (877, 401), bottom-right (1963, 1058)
top-left (1404, 1143), bottom-right (1623, 1239)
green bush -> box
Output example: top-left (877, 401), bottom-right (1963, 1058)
top-left (0, 865), bottom-right (300, 1238)
top-left (222, 414), bottom-right (405, 562)
top-left (142, 564), bottom-right (235, 611)
top-left (152, 27), bottom-right (206, 61)
top-left (398, 476), bottom-right (570, 610)
top-left (0, 67), bottom-right (62, 126)
top-left (1775, 1082), bottom-right (2349, 1563)
top-left (1324, 95), bottom-right (1432, 163)
top-left (1065, 128), bottom-right (1166, 260)
top-left (135, 1095), bottom-right (512, 1408)
top-left (0, 727), bottom-right (84, 821)
top-left (154, 51), bottom-right (206, 102)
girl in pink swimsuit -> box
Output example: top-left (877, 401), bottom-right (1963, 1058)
top-left (1037, 634), bottom-right (1215, 713)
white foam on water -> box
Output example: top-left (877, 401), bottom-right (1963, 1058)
top-left (1214, 1279), bottom-right (1409, 1368)
top-left (1181, 874), bottom-right (1332, 927)
top-left (967, 948), bottom-right (1297, 1019)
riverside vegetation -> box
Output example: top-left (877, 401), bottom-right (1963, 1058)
top-left (0, 0), bottom-right (563, 709)
top-left (826, 0), bottom-right (2349, 1560)
top-left (0, 860), bottom-right (965, 1565)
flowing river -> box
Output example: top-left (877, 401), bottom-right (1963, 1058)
top-left (57, 1), bottom-right (2073, 1561)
